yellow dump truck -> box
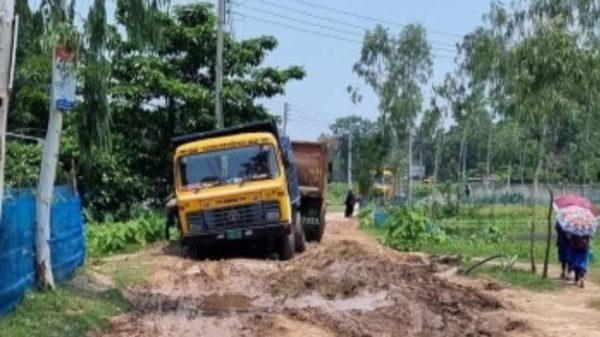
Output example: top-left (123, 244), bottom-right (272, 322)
top-left (171, 122), bottom-right (304, 260)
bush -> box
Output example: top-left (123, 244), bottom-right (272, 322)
top-left (412, 183), bottom-right (433, 200)
top-left (383, 207), bottom-right (446, 250)
top-left (358, 203), bottom-right (374, 228)
top-left (87, 211), bottom-right (164, 256)
top-left (6, 141), bottom-right (68, 188)
top-left (328, 182), bottom-right (352, 205)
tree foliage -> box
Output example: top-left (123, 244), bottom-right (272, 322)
top-left (6, 2), bottom-right (304, 220)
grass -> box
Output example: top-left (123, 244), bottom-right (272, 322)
top-left (0, 287), bottom-right (129, 337)
top-left (111, 261), bottom-right (149, 288)
top-left (469, 265), bottom-right (559, 291)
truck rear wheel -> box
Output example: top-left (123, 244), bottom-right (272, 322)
top-left (314, 212), bottom-right (326, 242)
top-left (293, 210), bottom-right (306, 253)
top-left (278, 225), bottom-right (295, 260)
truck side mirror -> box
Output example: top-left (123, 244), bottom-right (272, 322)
top-left (328, 163), bottom-right (332, 174)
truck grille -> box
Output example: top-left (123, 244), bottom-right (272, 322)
top-left (204, 203), bottom-right (263, 229)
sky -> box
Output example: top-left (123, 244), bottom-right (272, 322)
top-left (30, 0), bottom-right (491, 141)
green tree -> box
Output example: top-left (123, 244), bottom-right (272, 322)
top-left (82, 3), bottom-right (304, 217)
top-left (353, 24), bottom-right (432, 202)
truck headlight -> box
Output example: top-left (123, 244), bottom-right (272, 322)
top-left (263, 202), bottom-right (280, 221)
top-left (265, 209), bottom-right (280, 221)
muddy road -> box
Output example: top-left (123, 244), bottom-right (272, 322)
top-left (95, 214), bottom-right (531, 337)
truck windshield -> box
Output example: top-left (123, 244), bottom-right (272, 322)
top-left (179, 144), bottom-right (280, 188)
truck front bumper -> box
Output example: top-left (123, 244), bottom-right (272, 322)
top-left (181, 222), bottom-right (291, 247)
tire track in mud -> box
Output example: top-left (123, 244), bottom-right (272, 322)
top-left (97, 214), bottom-right (526, 337)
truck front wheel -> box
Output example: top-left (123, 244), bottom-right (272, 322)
top-left (278, 225), bottom-right (296, 260)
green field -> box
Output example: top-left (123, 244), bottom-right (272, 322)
top-left (361, 204), bottom-right (600, 286)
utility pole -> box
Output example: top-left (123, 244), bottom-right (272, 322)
top-left (407, 127), bottom-right (413, 205)
top-left (37, 0), bottom-right (75, 289)
top-left (283, 102), bottom-right (289, 135)
top-left (215, 0), bottom-right (225, 129)
top-left (0, 0), bottom-right (16, 222)
top-left (347, 133), bottom-right (352, 188)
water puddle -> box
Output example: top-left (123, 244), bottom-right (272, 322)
top-left (284, 291), bottom-right (390, 312)
top-left (134, 291), bottom-right (390, 321)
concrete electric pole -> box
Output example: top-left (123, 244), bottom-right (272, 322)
top-left (37, 0), bottom-right (76, 289)
top-left (347, 133), bottom-right (352, 188)
top-left (0, 0), bottom-right (17, 222)
top-left (283, 102), bottom-right (289, 135)
top-left (215, 0), bottom-right (225, 129)
top-left (408, 127), bottom-right (413, 205)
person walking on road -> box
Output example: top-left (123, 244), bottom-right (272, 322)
top-left (569, 234), bottom-right (591, 288)
top-left (345, 190), bottom-right (356, 218)
top-left (556, 221), bottom-right (571, 279)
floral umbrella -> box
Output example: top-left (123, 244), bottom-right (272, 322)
top-left (556, 205), bottom-right (598, 236)
top-left (554, 194), bottom-right (598, 216)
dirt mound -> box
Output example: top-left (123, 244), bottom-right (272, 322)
top-left (267, 239), bottom-right (505, 336)
top-left (98, 215), bottom-right (524, 337)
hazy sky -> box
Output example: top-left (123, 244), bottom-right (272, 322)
top-left (30, 0), bottom-right (491, 141)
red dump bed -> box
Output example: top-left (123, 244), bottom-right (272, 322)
top-left (291, 141), bottom-right (328, 198)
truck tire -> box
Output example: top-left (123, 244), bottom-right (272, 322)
top-left (314, 212), bottom-right (326, 243)
top-left (293, 210), bottom-right (306, 253)
top-left (279, 226), bottom-right (295, 260)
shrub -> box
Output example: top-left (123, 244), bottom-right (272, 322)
top-left (358, 203), bottom-right (374, 228)
top-left (383, 207), bottom-right (446, 250)
top-left (87, 211), bottom-right (164, 256)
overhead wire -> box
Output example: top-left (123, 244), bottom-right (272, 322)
top-left (236, 4), bottom-right (456, 53)
top-left (233, 12), bottom-right (363, 44)
top-left (286, 0), bottom-right (463, 39)
top-left (288, 117), bottom-right (333, 129)
top-left (238, 3), bottom-right (364, 37)
top-left (233, 12), bottom-right (456, 59)
top-left (250, 0), bottom-right (458, 49)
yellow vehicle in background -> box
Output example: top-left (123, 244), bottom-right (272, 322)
top-left (374, 169), bottom-right (395, 199)
top-left (171, 122), bottom-right (303, 260)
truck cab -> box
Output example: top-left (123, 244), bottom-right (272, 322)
top-left (171, 122), bottom-right (303, 260)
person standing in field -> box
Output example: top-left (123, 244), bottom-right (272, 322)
top-left (569, 234), bottom-right (591, 288)
top-left (555, 222), bottom-right (571, 279)
top-left (464, 183), bottom-right (471, 201)
top-left (345, 190), bottom-right (356, 218)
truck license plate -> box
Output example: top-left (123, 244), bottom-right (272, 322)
top-left (303, 217), bottom-right (320, 226)
top-left (226, 229), bottom-right (242, 240)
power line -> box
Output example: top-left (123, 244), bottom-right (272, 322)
top-left (287, 108), bottom-right (340, 124)
top-left (290, 119), bottom-right (324, 136)
top-left (238, 3), bottom-right (362, 37)
top-left (288, 113), bottom-right (337, 125)
top-left (289, 103), bottom-right (343, 119)
top-left (250, 0), bottom-right (458, 49)
top-left (233, 12), bottom-right (362, 44)
top-left (253, 0), bottom-right (368, 31)
top-left (233, 12), bottom-right (456, 59)
top-left (288, 117), bottom-right (333, 128)
top-left (287, 0), bottom-right (463, 39)
top-left (237, 4), bottom-right (456, 53)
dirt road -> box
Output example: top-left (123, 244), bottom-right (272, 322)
top-left (91, 213), bottom-right (594, 337)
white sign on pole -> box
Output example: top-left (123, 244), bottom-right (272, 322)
top-left (51, 46), bottom-right (76, 111)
